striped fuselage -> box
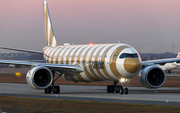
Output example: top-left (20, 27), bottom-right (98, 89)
top-left (43, 43), bottom-right (142, 82)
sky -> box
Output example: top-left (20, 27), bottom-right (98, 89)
top-left (1, 0), bottom-right (180, 53)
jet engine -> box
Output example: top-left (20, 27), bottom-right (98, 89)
top-left (26, 66), bottom-right (53, 90)
top-left (139, 65), bottom-right (166, 88)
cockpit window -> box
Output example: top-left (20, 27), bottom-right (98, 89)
top-left (119, 53), bottom-right (138, 58)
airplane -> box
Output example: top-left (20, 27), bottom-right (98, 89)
top-left (177, 52), bottom-right (180, 58)
top-left (156, 53), bottom-right (180, 73)
top-left (0, 1), bottom-right (180, 95)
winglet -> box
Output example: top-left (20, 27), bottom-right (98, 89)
top-left (43, 1), bottom-right (58, 47)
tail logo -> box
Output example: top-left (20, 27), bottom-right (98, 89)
top-left (43, 1), bottom-right (58, 47)
top-left (176, 52), bottom-right (180, 58)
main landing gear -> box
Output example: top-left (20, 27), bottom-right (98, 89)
top-left (107, 81), bottom-right (129, 95)
top-left (44, 71), bottom-right (62, 94)
top-left (168, 70), bottom-right (171, 73)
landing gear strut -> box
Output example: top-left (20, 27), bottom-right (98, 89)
top-left (106, 80), bottom-right (129, 95)
top-left (120, 81), bottom-right (129, 95)
top-left (124, 88), bottom-right (128, 94)
top-left (168, 70), bottom-right (171, 73)
top-left (44, 71), bottom-right (62, 94)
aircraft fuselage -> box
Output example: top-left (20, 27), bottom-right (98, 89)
top-left (43, 43), bottom-right (142, 82)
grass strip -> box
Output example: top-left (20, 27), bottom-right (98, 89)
top-left (0, 96), bottom-right (180, 113)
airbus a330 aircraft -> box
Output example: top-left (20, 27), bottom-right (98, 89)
top-left (156, 53), bottom-right (180, 73)
top-left (1, 1), bottom-right (180, 94)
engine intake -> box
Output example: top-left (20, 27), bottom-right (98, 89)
top-left (26, 66), bottom-right (53, 90)
top-left (139, 65), bottom-right (166, 88)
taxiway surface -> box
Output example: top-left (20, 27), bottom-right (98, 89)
top-left (0, 83), bottom-right (180, 106)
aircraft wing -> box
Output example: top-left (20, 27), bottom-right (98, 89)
top-left (141, 58), bottom-right (180, 67)
top-left (0, 46), bottom-right (43, 54)
top-left (0, 60), bottom-right (84, 75)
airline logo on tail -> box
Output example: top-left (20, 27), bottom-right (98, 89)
top-left (43, 1), bottom-right (58, 47)
top-left (176, 52), bottom-right (180, 58)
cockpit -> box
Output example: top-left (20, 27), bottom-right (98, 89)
top-left (119, 53), bottom-right (138, 59)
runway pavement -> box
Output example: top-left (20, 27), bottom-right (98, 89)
top-left (0, 83), bottom-right (180, 106)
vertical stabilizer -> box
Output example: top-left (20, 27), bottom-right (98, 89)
top-left (43, 1), bottom-right (58, 47)
top-left (176, 52), bottom-right (180, 58)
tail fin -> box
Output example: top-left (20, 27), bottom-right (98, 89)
top-left (176, 52), bottom-right (180, 58)
top-left (43, 1), bottom-right (58, 47)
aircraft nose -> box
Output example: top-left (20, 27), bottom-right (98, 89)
top-left (124, 58), bottom-right (141, 74)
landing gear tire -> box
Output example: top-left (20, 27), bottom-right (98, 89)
top-left (44, 86), bottom-right (51, 94)
top-left (116, 86), bottom-right (120, 93)
top-left (116, 85), bottom-right (122, 93)
top-left (109, 85), bottom-right (114, 93)
top-left (107, 85), bottom-right (114, 93)
top-left (53, 86), bottom-right (60, 94)
top-left (168, 70), bottom-right (171, 73)
top-left (107, 85), bottom-right (110, 93)
top-left (120, 87), bottom-right (124, 94)
top-left (124, 88), bottom-right (128, 94)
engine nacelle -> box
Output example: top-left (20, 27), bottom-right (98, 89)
top-left (26, 66), bottom-right (53, 90)
top-left (139, 65), bottom-right (166, 88)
